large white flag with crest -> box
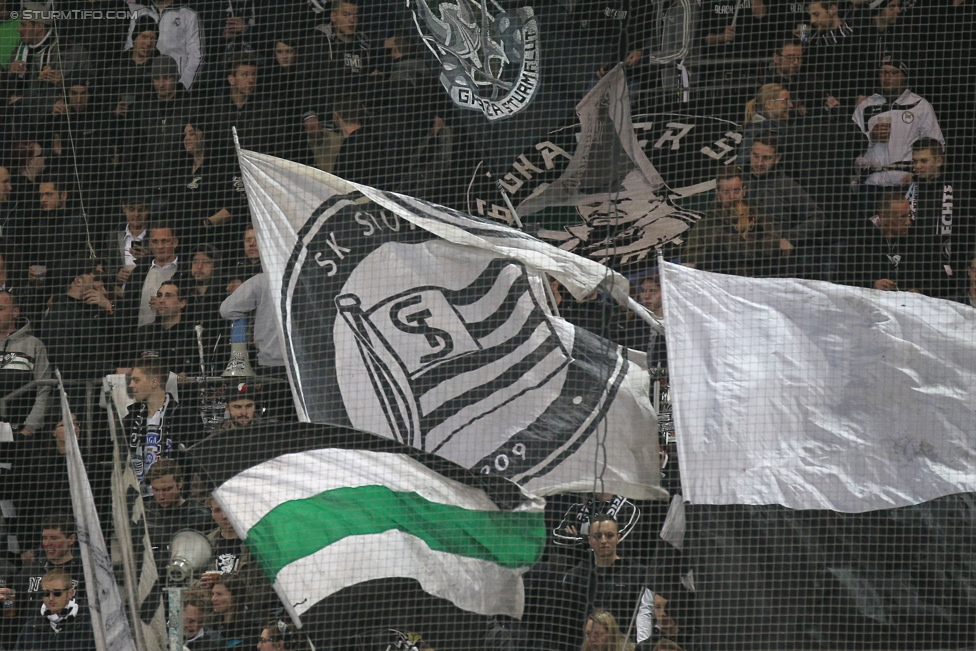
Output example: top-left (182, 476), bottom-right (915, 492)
top-left (237, 148), bottom-right (665, 500)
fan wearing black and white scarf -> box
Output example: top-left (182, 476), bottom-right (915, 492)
top-left (40, 598), bottom-right (79, 634)
top-left (13, 568), bottom-right (95, 651)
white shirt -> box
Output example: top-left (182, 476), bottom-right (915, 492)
top-left (138, 257), bottom-right (178, 326)
top-left (852, 89), bottom-right (943, 186)
top-left (122, 225), bottom-right (148, 268)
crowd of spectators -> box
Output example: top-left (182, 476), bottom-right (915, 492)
top-left (0, 0), bottom-right (970, 649)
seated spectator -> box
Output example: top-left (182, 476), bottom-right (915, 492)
top-left (746, 136), bottom-right (826, 277)
top-left (700, 200), bottom-right (783, 277)
top-left (0, 289), bottom-right (51, 437)
top-left (13, 514), bottom-right (85, 620)
top-left (7, 141), bottom-right (46, 211)
top-left (5, 7), bottom-right (90, 140)
top-left (145, 459), bottom-right (212, 570)
top-left (200, 0), bottom-right (260, 82)
top-left (684, 167), bottom-right (784, 278)
top-left (104, 194), bottom-right (151, 288)
top-left (122, 357), bottom-right (198, 493)
top-left (133, 280), bottom-right (197, 376)
top-left (209, 573), bottom-right (260, 647)
top-left (123, 0), bottom-right (203, 90)
top-left (47, 74), bottom-right (106, 193)
top-left (0, 165), bottom-right (22, 240)
top-left (761, 39), bottom-right (814, 117)
top-left (102, 15), bottom-right (158, 114)
top-left (168, 122), bottom-right (249, 253)
top-left (23, 176), bottom-right (90, 293)
top-left (852, 57), bottom-right (943, 192)
top-left (205, 52), bottom-right (271, 166)
top-left (118, 222), bottom-right (182, 328)
top-left (582, 610), bottom-right (634, 651)
top-left (12, 568), bottom-right (94, 651)
top-left (256, 619), bottom-right (311, 651)
top-left (738, 83), bottom-right (794, 163)
top-left (846, 191), bottom-right (943, 293)
top-left (184, 591), bottom-right (223, 651)
top-left (305, 0), bottom-right (375, 123)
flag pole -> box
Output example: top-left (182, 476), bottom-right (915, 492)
top-left (496, 180), bottom-right (562, 318)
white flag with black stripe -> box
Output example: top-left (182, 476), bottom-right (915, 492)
top-left (237, 148), bottom-right (666, 500)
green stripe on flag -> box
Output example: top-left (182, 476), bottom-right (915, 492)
top-left (245, 486), bottom-right (545, 579)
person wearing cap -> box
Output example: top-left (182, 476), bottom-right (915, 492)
top-left (220, 383), bottom-right (260, 430)
top-left (5, 2), bottom-right (91, 137)
top-left (852, 56), bottom-right (943, 189)
top-left (123, 0), bottom-right (203, 90)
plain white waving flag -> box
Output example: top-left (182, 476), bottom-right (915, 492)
top-left (660, 261), bottom-right (976, 513)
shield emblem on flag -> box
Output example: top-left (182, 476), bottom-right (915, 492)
top-left (278, 194), bottom-right (654, 488)
top-left (334, 246), bottom-right (572, 461)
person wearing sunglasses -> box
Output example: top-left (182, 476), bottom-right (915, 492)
top-left (12, 567), bottom-right (94, 651)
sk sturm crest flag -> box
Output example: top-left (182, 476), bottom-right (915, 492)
top-left (193, 423), bottom-right (545, 627)
top-left (237, 148), bottom-right (665, 500)
top-left (660, 261), bottom-right (976, 513)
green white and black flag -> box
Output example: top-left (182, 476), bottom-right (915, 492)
top-left (194, 423), bottom-right (545, 631)
top-left (237, 147), bottom-right (666, 500)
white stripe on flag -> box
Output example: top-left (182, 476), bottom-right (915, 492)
top-left (277, 530), bottom-right (526, 621)
top-left (214, 449), bottom-right (538, 535)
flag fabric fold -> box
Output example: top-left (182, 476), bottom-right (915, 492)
top-left (660, 260), bottom-right (976, 513)
top-left (196, 423), bottom-right (546, 625)
top-left (236, 148), bottom-right (665, 500)
top-left (61, 379), bottom-right (138, 651)
top-left (516, 63), bottom-right (665, 218)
